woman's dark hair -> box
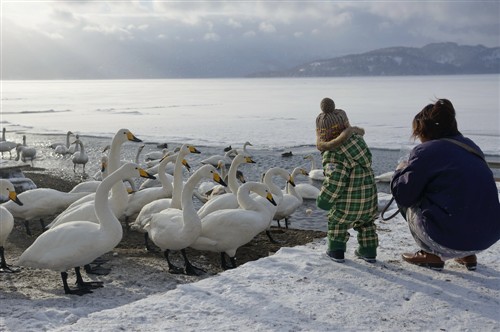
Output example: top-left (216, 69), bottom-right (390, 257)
top-left (412, 98), bottom-right (460, 141)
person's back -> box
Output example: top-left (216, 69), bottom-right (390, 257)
top-left (392, 135), bottom-right (500, 251)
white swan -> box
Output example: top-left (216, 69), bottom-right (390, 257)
top-left (15, 136), bottom-right (36, 165)
top-left (47, 128), bottom-right (143, 229)
top-left (18, 163), bottom-right (156, 295)
top-left (236, 141), bottom-right (253, 156)
top-left (0, 179), bottom-right (23, 273)
top-left (201, 148), bottom-right (236, 166)
top-left (53, 131), bottom-right (74, 156)
top-left (144, 148), bottom-right (169, 162)
top-left (295, 182), bottom-right (320, 200)
top-left (145, 164), bottom-right (226, 275)
top-left (197, 154), bottom-right (256, 219)
top-left (191, 181), bottom-right (277, 270)
top-left (0, 128), bottom-right (18, 159)
top-left (304, 154), bottom-right (324, 181)
top-left (1, 187), bottom-right (90, 236)
top-left (71, 138), bottom-right (89, 173)
top-left (275, 167), bottom-right (306, 228)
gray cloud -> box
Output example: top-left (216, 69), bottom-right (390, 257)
top-left (2, 1), bottom-right (499, 79)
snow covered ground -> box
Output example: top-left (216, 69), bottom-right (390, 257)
top-left (2, 193), bottom-right (499, 332)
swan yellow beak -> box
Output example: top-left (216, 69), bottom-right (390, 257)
top-left (9, 191), bottom-right (23, 206)
top-left (188, 146), bottom-right (201, 154)
top-left (138, 168), bottom-right (156, 180)
top-left (127, 131), bottom-right (142, 143)
top-left (288, 176), bottom-right (296, 187)
top-left (301, 169), bottom-right (309, 176)
top-left (244, 156), bottom-right (256, 164)
top-left (266, 192), bottom-right (277, 206)
top-left (101, 161), bottom-right (107, 172)
top-left (213, 172), bottom-right (227, 187)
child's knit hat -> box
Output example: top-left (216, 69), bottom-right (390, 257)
top-left (320, 98), bottom-right (335, 113)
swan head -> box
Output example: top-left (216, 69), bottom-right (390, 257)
top-left (125, 129), bottom-right (142, 143)
top-left (246, 182), bottom-right (277, 206)
top-left (199, 164), bottom-right (227, 187)
top-left (182, 159), bottom-right (191, 172)
top-left (188, 145), bottom-right (201, 154)
top-left (236, 170), bottom-right (246, 184)
top-left (0, 180), bottom-right (23, 206)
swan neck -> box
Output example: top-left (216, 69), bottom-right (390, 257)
top-left (95, 170), bottom-right (123, 234)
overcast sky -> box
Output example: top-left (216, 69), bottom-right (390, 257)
top-left (2, 1), bottom-right (499, 79)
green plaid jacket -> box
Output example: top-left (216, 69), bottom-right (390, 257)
top-left (316, 134), bottom-right (378, 222)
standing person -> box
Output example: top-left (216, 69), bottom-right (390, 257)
top-left (391, 98), bottom-right (500, 271)
top-left (316, 98), bottom-right (379, 263)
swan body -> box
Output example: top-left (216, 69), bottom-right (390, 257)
top-left (18, 163), bottom-right (155, 294)
top-left (191, 181), bottom-right (276, 269)
top-left (15, 139), bottom-right (37, 165)
top-left (145, 164), bottom-right (226, 274)
top-left (304, 154), bottom-right (324, 181)
top-left (71, 139), bottom-right (89, 172)
top-left (295, 183), bottom-right (320, 200)
top-left (1, 188), bottom-right (90, 235)
top-left (0, 179), bottom-right (23, 272)
top-left (197, 154), bottom-right (256, 219)
top-left (201, 148), bottom-right (236, 166)
top-left (144, 148), bottom-right (169, 162)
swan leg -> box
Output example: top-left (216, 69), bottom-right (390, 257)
top-left (144, 233), bottom-right (159, 252)
top-left (24, 220), bottom-right (32, 236)
top-left (284, 217), bottom-right (289, 229)
top-left (220, 252), bottom-right (237, 270)
top-left (181, 249), bottom-right (205, 276)
top-left (39, 219), bottom-right (46, 232)
top-left (266, 229), bottom-right (285, 244)
top-left (75, 267), bottom-right (104, 289)
top-left (164, 250), bottom-right (184, 274)
top-left (0, 247), bottom-right (20, 273)
top-left (61, 271), bottom-right (92, 296)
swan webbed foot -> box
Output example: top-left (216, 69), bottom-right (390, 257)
top-left (61, 271), bottom-right (93, 296)
top-left (185, 263), bottom-right (206, 276)
top-left (75, 267), bottom-right (104, 289)
top-left (164, 250), bottom-right (184, 274)
top-left (181, 249), bottom-right (205, 276)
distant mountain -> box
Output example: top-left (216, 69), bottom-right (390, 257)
top-left (248, 42), bottom-right (500, 77)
